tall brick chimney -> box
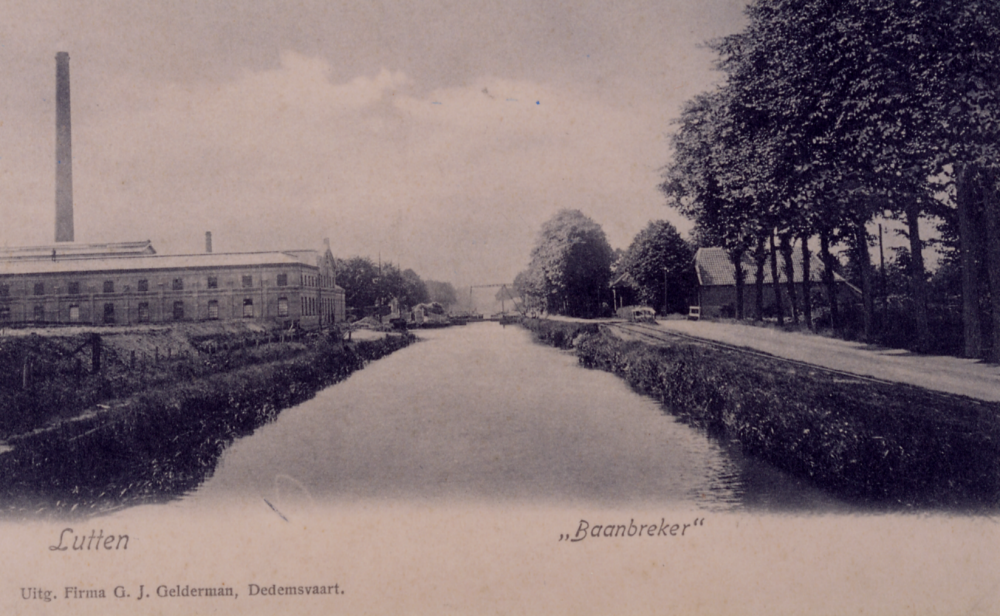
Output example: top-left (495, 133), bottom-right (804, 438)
top-left (205, 231), bottom-right (213, 253)
top-left (55, 52), bottom-right (74, 242)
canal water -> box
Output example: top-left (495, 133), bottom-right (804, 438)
top-left (181, 323), bottom-right (846, 512)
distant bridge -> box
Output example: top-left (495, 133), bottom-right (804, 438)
top-left (468, 283), bottom-right (522, 315)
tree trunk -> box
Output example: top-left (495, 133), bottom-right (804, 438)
top-left (854, 222), bottom-right (874, 342)
top-left (753, 235), bottom-right (767, 321)
top-left (905, 200), bottom-right (931, 352)
top-left (981, 168), bottom-right (1000, 363)
top-left (956, 165), bottom-right (984, 359)
top-left (729, 248), bottom-right (747, 320)
top-left (801, 233), bottom-right (813, 330)
top-left (819, 230), bottom-right (839, 330)
top-left (769, 230), bottom-right (785, 326)
top-left (780, 233), bottom-right (799, 325)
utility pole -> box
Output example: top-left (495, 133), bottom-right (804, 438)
top-left (663, 267), bottom-right (668, 315)
top-left (879, 223), bottom-right (887, 326)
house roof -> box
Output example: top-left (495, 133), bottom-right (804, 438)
top-left (0, 250), bottom-right (318, 277)
top-left (609, 271), bottom-right (637, 289)
top-left (694, 246), bottom-right (853, 287)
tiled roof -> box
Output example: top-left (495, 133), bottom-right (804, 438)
top-left (610, 271), bottom-right (637, 288)
top-left (0, 250), bottom-right (316, 276)
top-left (695, 246), bottom-right (849, 287)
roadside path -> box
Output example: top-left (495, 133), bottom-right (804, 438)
top-left (645, 320), bottom-right (1000, 402)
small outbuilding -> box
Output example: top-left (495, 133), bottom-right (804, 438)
top-left (693, 247), bottom-right (860, 319)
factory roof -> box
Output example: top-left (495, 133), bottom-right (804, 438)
top-left (0, 241), bottom-right (156, 261)
top-left (0, 250), bottom-right (319, 276)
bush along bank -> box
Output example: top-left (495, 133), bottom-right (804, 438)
top-left (526, 319), bottom-right (1000, 509)
top-left (0, 332), bottom-right (414, 518)
top-left (519, 318), bottom-right (599, 350)
top-left (0, 327), bottom-right (324, 438)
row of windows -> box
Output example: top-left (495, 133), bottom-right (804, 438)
top-left (299, 296), bottom-right (338, 317)
top-left (0, 273), bottom-right (297, 298)
top-left (3, 296), bottom-right (295, 324)
top-left (301, 274), bottom-right (335, 288)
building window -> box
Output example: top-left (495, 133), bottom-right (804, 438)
top-left (207, 300), bottom-right (219, 320)
top-left (276, 273), bottom-right (287, 287)
top-left (33, 304), bottom-right (44, 321)
top-left (68, 281), bottom-right (80, 295)
top-left (172, 278), bottom-right (184, 291)
top-left (242, 275), bottom-right (253, 288)
top-left (242, 298), bottom-right (254, 318)
top-left (278, 297), bottom-right (289, 317)
top-left (69, 305), bottom-right (80, 322)
top-left (33, 283), bottom-right (45, 296)
top-left (137, 279), bottom-right (148, 292)
top-left (173, 301), bottom-right (184, 320)
top-left (207, 276), bottom-right (218, 289)
top-left (0, 305), bottom-right (9, 322)
top-left (103, 303), bottom-right (115, 324)
top-left (0, 284), bottom-right (7, 297)
top-left (138, 302), bottom-right (150, 323)
top-left (103, 280), bottom-right (115, 293)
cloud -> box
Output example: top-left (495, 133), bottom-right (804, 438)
top-left (3, 51), bottom-right (693, 286)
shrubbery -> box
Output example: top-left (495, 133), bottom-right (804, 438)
top-left (0, 333), bottom-right (414, 516)
top-left (519, 318), bottom-right (599, 350)
top-left (0, 330), bottom-right (322, 437)
top-left (531, 321), bottom-right (1000, 508)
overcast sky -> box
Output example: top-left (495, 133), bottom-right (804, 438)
top-left (0, 0), bottom-right (748, 287)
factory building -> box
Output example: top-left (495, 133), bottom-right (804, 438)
top-left (0, 53), bottom-right (345, 329)
top-left (0, 239), bottom-right (345, 328)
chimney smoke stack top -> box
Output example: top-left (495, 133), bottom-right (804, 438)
top-left (205, 231), bottom-right (213, 253)
top-left (55, 52), bottom-right (74, 242)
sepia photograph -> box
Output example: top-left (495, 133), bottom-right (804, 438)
top-left (1, 0), bottom-right (999, 614)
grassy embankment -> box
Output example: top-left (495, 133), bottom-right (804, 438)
top-left (521, 318), bottom-right (1000, 509)
top-left (0, 325), bottom-right (414, 516)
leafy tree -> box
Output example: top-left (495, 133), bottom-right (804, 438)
top-left (398, 268), bottom-right (430, 307)
top-left (662, 89), bottom-right (762, 319)
top-left (424, 280), bottom-right (458, 307)
top-left (511, 269), bottom-right (548, 315)
top-left (921, 1), bottom-right (1000, 360)
top-left (666, 0), bottom-right (1000, 355)
top-left (335, 256), bottom-right (382, 310)
top-left (618, 220), bottom-right (695, 314)
top-left (335, 257), bottom-right (428, 313)
top-left (517, 210), bottom-right (613, 318)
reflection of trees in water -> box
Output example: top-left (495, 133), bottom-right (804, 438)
top-left (0, 379), bottom-right (302, 518)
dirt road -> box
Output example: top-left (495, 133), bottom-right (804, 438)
top-left (651, 320), bottom-right (1000, 402)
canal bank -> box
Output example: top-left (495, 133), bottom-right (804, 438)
top-left (520, 318), bottom-right (1000, 509)
top-left (0, 326), bottom-right (414, 517)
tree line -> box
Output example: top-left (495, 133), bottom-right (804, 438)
top-left (512, 210), bottom-right (694, 319)
top-left (661, 0), bottom-right (1000, 360)
top-left (333, 256), bottom-right (457, 318)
